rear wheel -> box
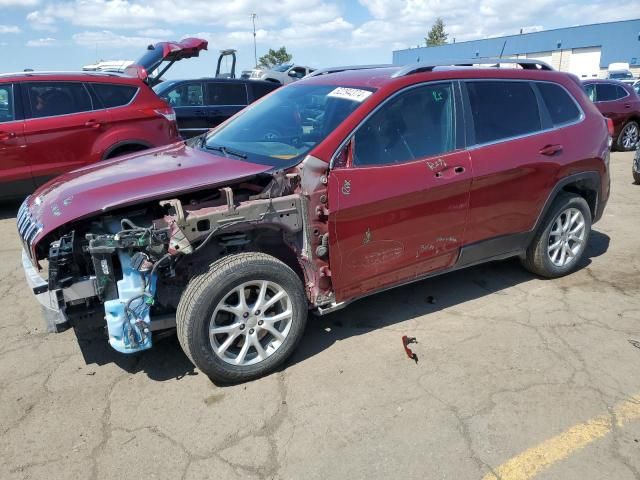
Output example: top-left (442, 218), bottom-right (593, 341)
top-left (617, 121), bottom-right (639, 151)
top-left (521, 193), bottom-right (591, 278)
top-left (176, 252), bottom-right (307, 384)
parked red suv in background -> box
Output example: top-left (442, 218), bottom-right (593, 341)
top-left (19, 59), bottom-right (610, 384)
top-left (583, 79), bottom-right (640, 151)
top-left (0, 71), bottom-right (179, 199)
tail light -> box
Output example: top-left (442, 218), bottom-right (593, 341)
top-left (606, 118), bottom-right (614, 137)
top-left (155, 107), bottom-right (177, 123)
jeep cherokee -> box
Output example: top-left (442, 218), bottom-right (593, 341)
top-left (18, 59), bottom-right (610, 383)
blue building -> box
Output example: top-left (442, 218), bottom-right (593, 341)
top-left (393, 19), bottom-right (640, 79)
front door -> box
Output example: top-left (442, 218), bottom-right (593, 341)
top-left (0, 83), bottom-right (30, 197)
top-left (161, 81), bottom-right (208, 138)
top-left (328, 82), bottom-right (472, 302)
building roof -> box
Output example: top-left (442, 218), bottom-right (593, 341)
top-left (393, 19), bottom-right (640, 69)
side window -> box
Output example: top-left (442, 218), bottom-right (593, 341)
top-left (583, 83), bottom-right (596, 102)
top-left (92, 83), bottom-right (138, 108)
top-left (162, 83), bottom-right (204, 107)
top-left (596, 83), bottom-right (622, 102)
top-left (0, 84), bottom-right (14, 123)
top-left (354, 83), bottom-right (456, 166)
top-left (615, 85), bottom-right (628, 99)
top-left (207, 83), bottom-right (247, 106)
top-left (26, 82), bottom-right (93, 118)
top-left (467, 81), bottom-right (541, 144)
top-left (537, 82), bottom-right (581, 126)
top-left (290, 67), bottom-right (307, 79)
top-left (250, 82), bottom-right (278, 101)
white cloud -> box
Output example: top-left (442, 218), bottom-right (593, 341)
top-left (0, 0), bottom-right (38, 6)
top-left (139, 28), bottom-right (174, 37)
top-left (0, 25), bottom-right (21, 34)
top-left (72, 30), bottom-right (160, 48)
top-left (26, 37), bottom-right (57, 47)
top-left (26, 10), bottom-right (57, 31)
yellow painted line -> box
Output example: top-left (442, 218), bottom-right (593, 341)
top-left (482, 395), bottom-right (640, 480)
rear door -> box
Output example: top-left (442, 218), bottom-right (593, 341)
top-left (22, 81), bottom-right (111, 185)
top-left (205, 82), bottom-right (248, 127)
top-left (463, 80), bottom-right (573, 249)
top-left (329, 82), bottom-right (472, 301)
top-left (159, 81), bottom-right (207, 138)
top-left (0, 83), bottom-right (30, 197)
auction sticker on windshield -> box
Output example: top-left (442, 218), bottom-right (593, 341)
top-left (328, 87), bottom-right (373, 102)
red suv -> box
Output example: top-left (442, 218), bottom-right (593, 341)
top-left (0, 71), bottom-right (179, 199)
top-left (18, 59), bottom-right (610, 384)
top-left (583, 79), bottom-right (640, 151)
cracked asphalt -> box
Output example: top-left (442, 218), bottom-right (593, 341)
top-left (1, 151), bottom-right (639, 480)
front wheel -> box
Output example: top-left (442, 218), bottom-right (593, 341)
top-left (521, 193), bottom-right (591, 278)
top-left (617, 121), bottom-right (639, 151)
top-left (176, 252), bottom-right (307, 384)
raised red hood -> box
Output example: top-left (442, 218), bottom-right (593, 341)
top-left (28, 142), bottom-right (271, 247)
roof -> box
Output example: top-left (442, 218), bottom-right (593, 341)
top-left (0, 71), bottom-right (140, 83)
top-left (299, 60), bottom-right (571, 90)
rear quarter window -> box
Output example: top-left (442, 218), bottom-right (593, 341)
top-left (596, 83), bottom-right (626, 102)
top-left (466, 81), bottom-right (542, 144)
top-left (536, 82), bottom-right (581, 126)
top-left (91, 83), bottom-right (138, 108)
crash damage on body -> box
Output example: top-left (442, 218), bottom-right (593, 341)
top-left (19, 155), bottom-right (334, 354)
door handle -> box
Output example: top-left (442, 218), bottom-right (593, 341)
top-left (0, 131), bottom-right (16, 141)
top-left (539, 144), bottom-right (563, 156)
top-left (193, 110), bottom-right (206, 116)
top-left (84, 120), bottom-right (101, 128)
top-left (435, 166), bottom-right (466, 178)
top-left (624, 103), bottom-right (632, 109)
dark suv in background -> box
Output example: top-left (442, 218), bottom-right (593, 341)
top-left (583, 79), bottom-right (640, 151)
top-left (0, 71), bottom-right (179, 199)
top-left (153, 78), bottom-right (279, 138)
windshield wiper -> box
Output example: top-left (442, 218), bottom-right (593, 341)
top-left (204, 144), bottom-right (248, 159)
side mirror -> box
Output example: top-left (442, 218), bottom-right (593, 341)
top-left (332, 137), bottom-right (355, 169)
top-left (288, 70), bottom-right (298, 77)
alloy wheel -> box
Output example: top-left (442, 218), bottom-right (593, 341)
top-left (547, 207), bottom-right (586, 267)
top-left (622, 123), bottom-right (639, 150)
top-left (209, 281), bottom-right (293, 366)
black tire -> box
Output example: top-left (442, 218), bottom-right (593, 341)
top-left (176, 252), bottom-right (307, 384)
top-left (634, 171), bottom-right (640, 185)
top-left (616, 121), bottom-right (639, 152)
top-left (633, 154), bottom-right (640, 184)
top-left (521, 193), bottom-right (592, 278)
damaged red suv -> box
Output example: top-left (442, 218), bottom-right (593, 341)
top-left (19, 59), bottom-right (610, 383)
top-left (0, 38), bottom-right (208, 199)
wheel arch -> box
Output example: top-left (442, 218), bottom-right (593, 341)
top-left (102, 140), bottom-right (153, 160)
top-left (533, 172), bottom-right (601, 237)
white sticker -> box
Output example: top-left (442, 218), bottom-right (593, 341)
top-left (327, 87), bottom-right (372, 103)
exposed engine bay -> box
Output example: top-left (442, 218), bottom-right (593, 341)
top-left (36, 162), bottom-right (333, 353)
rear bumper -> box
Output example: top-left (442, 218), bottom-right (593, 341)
top-left (21, 249), bottom-right (69, 332)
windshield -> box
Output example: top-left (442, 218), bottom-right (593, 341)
top-left (273, 64), bottom-right (293, 72)
top-left (609, 71), bottom-right (633, 79)
top-left (204, 84), bottom-right (376, 166)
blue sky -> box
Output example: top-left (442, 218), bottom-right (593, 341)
top-left (1, 0), bottom-right (639, 79)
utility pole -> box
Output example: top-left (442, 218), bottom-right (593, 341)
top-left (251, 13), bottom-right (257, 67)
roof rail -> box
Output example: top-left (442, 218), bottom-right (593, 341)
top-left (306, 64), bottom-right (393, 78)
top-left (391, 58), bottom-right (554, 78)
top-left (0, 70), bottom-right (126, 79)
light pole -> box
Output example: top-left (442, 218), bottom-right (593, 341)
top-left (251, 13), bottom-right (257, 67)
